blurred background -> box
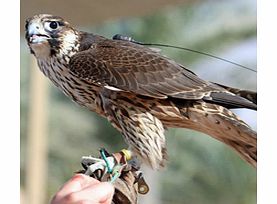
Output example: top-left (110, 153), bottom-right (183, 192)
top-left (20, 0), bottom-right (257, 203)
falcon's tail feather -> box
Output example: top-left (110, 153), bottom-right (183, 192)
top-left (203, 92), bottom-right (257, 111)
top-left (213, 82), bottom-right (257, 105)
top-left (178, 102), bottom-right (257, 167)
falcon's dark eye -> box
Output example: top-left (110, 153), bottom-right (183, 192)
top-left (49, 21), bottom-right (58, 29)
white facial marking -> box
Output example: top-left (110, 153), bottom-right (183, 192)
top-left (64, 32), bottom-right (77, 43)
top-left (61, 32), bottom-right (78, 51)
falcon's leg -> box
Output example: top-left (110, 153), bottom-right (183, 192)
top-left (81, 149), bottom-right (131, 181)
top-left (79, 149), bottom-right (151, 200)
top-left (100, 91), bottom-right (168, 170)
top-left (116, 109), bottom-right (167, 170)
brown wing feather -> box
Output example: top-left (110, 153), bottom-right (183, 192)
top-left (213, 82), bottom-right (257, 105)
top-left (69, 35), bottom-right (256, 110)
top-left (70, 38), bottom-right (224, 98)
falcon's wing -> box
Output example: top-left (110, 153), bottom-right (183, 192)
top-left (69, 38), bottom-right (256, 110)
top-left (213, 82), bottom-right (257, 105)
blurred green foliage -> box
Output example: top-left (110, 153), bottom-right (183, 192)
top-left (21, 0), bottom-right (256, 203)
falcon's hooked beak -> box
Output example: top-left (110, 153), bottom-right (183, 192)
top-left (26, 22), bottom-right (50, 44)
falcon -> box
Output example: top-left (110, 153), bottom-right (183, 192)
top-left (25, 14), bottom-right (257, 170)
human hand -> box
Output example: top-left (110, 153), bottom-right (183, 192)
top-left (50, 174), bottom-right (114, 204)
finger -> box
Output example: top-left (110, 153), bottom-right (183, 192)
top-left (68, 182), bottom-right (114, 203)
top-left (56, 174), bottom-right (100, 198)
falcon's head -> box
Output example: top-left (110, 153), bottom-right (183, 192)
top-left (25, 14), bottom-right (79, 59)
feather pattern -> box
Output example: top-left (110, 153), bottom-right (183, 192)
top-left (69, 33), bottom-right (256, 110)
top-left (25, 15), bottom-right (257, 169)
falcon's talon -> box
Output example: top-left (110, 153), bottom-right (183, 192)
top-left (81, 149), bottom-right (135, 181)
top-left (81, 153), bottom-right (117, 179)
